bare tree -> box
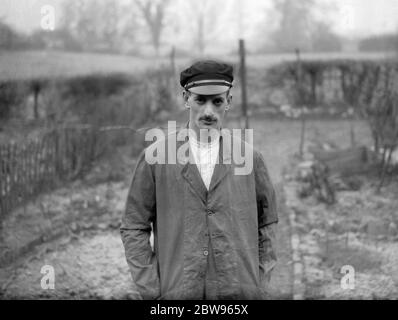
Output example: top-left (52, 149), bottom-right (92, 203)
top-left (270, 0), bottom-right (341, 53)
top-left (271, 0), bottom-right (315, 52)
top-left (61, 0), bottom-right (101, 50)
top-left (0, 19), bottom-right (21, 50)
top-left (134, 0), bottom-right (171, 56)
top-left (99, 0), bottom-right (120, 52)
top-left (60, 0), bottom-right (128, 53)
top-left (177, 0), bottom-right (230, 55)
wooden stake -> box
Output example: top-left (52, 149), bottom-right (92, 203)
top-left (239, 39), bottom-right (249, 130)
top-left (295, 48), bottom-right (306, 159)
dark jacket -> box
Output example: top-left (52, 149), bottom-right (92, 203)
top-left (120, 125), bottom-right (278, 300)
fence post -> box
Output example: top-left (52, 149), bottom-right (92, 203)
top-left (239, 39), bottom-right (249, 130)
top-left (295, 48), bottom-right (306, 159)
top-left (0, 145), bottom-right (4, 217)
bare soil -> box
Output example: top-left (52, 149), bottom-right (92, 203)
top-left (1, 118), bottom-right (381, 299)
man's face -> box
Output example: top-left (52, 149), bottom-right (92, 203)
top-left (184, 91), bottom-right (231, 133)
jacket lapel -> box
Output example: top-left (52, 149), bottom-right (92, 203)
top-left (176, 124), bottom-right (207, 203)
top-left (208, 131), bottom-right (232, 193)
top-left (175, 123), bottom-right (233, 202)
top-left (181, 163), bottom-right (208, 203)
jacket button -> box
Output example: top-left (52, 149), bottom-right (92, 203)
top-left (203, 250), bottom-right (209, 256)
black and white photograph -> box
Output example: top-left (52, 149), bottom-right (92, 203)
top-left (0, 0), bottom-right (398, 304)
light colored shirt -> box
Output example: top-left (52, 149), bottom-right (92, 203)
top-left (189, 132), bottom-right (220, 190)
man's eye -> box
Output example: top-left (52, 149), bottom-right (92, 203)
top-left (214, 100), bottom-right (223, 105)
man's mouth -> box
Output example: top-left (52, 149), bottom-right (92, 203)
top-left (200, 118), bottom-right (217, 125)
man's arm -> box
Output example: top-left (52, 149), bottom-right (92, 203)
top-left (254, 151), bottom-right (278, 288)
top-left (120, 150), bottom-right (160, 300)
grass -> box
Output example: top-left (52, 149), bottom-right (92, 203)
top-left (0, 50), bottom-right (162, 80)
top-left (323, 240), bottom-right (382, 273)
top-left (243, 118), bottom-right (372, 183)
top-left (0, 50), bottom-right (394, 81)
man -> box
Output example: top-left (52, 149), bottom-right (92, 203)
top-left (120, 60), bottom-right (278, 300)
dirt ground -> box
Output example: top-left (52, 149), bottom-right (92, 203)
top-left (282, 120), bottom-right (398, 299)
top-left (0, 118), bottom-right (380, 299)
top-left (285, 176), bottom-right (398, 299)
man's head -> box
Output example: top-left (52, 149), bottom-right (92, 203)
top-left (180, 60), bottom-right (233, 134)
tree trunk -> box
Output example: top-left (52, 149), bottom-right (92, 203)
top-left (33, 87), bottom-right (40, 120)
top-left (299, 114), bottom-right (306, 158)
top-left (349, 118), bottom-right (355, 147)
top-left (377, 146), bottom-right (393, 192)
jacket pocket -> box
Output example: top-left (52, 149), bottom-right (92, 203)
top-left (130, 252), bottom-right (161, 300)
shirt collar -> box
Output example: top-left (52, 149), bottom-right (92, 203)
top-left (189, 131), bottom-right (220, 149)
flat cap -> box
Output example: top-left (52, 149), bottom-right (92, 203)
top-left (180, 60), bottom-right (233, 95)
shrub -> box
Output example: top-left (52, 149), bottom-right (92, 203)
top-left (0, 81), bottom-right (24, 120)
top-left (265, 59), bottom-right (398, 177)
top-left (61, 73), bottom-right (133, 99)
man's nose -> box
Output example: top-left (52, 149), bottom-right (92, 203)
top-left (203, 102), bottom-right (214, 116)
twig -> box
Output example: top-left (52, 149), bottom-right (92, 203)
top-left (377, 146), bottom-right (393, 192)
top-left (1, 265), bottom-right (19, 293)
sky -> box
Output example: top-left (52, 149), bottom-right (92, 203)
top-left (332, 0), bottom-right (398, 36)
top-left (0, 0), bottom-right (397, 38)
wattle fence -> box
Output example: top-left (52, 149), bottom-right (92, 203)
top-left (0, 126), bottom-right (99, 219)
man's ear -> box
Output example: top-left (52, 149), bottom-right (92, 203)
top-left (225, 94), bottom-right (232, 111)
top-left (227, 93), bottom-right (233, 104)
top-left (183, 91), bottom-right (191, 109)
top-left (183, 90), bottom-right (189, 102)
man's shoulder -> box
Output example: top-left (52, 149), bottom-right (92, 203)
top-left (223, 129), bottom-right (262, 158)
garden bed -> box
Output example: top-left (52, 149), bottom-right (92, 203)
top-left (284, 161), bottom-right (398, 299)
